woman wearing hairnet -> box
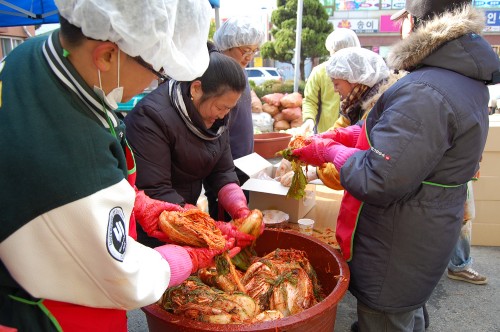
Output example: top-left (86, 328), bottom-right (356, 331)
top-left (296, 47), bottom-right (393, 250)
top-left (314, 47), bottom-right (402, 196)
top-left (300, 28), bottom-right (361, 135)
top-left (0, 1), bottom-right (239, 331)
top-left (204, 17), bottom-right (265, 221)
top-left (278, 48), bottom-right (396, 188)
top-left (125, 48), bottom-right (260, 250)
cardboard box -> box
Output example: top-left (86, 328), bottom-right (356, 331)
top-left (235, 153), bottom-right (316, 222)
top-left (472, 177), bottom-right (500, 201)
top-left (474, 200), bottom-right (500, 225)
top-left (471, 223), bottom-right (500, 246)
top-left (484, 115), bottom-right (500, 152)
top-left (476, 152), bottom-right (500, 177)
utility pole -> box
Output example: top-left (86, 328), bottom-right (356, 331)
top-left (293, 0), bottom-right (303, 92)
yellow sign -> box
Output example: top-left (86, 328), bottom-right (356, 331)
top-left (253, 57), bottom-right (263, 67)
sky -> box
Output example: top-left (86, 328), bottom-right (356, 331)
top-left (216, 0), bottom-right (276, 19)
top-left (36, 0), bottom-right (276, 36)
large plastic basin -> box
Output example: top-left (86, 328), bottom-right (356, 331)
top-left (253, 132), bottom-right (292, 159)
top-left (142, 228), bottom-right (350, 332)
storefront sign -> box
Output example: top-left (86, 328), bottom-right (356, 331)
top-left (473, 0), bottom-right (500, 8)
top-left (330, 19), bottom-right (379, 33)
top-left (484, 11), bottom-right (500, 32)
top-left (391, 0), bottom-right (405, 9)
top-left (335, 0), bottom-right (383, 10)
top-left (380, 15), bottom-right (400, 33)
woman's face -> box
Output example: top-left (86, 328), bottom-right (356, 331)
top-left (224, 44), bottom-right (260, 68)
top-left (332, 79), bottom-right (356, 100)
top-left (196, 90), bottom-right (242, 128)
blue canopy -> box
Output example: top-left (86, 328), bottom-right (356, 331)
top-left (0, 0), bottom-right (219, 28)
top-left (0, 0), bottom-right (59, 27)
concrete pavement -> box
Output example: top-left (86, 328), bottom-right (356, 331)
top-left (127, 245), bottom-right (500, 331)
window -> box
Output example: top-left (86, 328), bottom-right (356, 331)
top-left (265, 69), bottom-right (280, 76)
top-left (1, 37), bottom-right (23, 58)
top-left (246, 69), bottom-right (265, 78)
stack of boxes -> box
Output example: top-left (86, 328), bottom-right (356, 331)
top-left (471, 114), bottom-right (500, 246)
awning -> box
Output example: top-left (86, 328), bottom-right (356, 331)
top-left (0, 0), bottom-right (59, 27)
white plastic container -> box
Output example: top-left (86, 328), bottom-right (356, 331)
top-left (298, 218), bottom-right (315, 235)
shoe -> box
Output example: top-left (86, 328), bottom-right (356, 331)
top-left (447, 268), bottom-right (488, 285)
top-left (423, 304), bottom-right (429, 329)
top-left (350, 321), bottom-right (359, 332)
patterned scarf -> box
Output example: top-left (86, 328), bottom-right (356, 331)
top-left (340, 84), bottom-right (370, 125)
top-left (168, 79), bottom-right (227, 141)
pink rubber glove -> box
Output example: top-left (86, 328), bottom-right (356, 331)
top-left (215, 221), bottom-right (255, 248)
top-left (317, 125), bottom-right (361, 148)
top-left (134, 190), bottom-right (185, 242)
top-left (292, 137), bottom-right (360, 169)
top-left (154, 244), bottom-right (193, 287)
top-left (184, 238), bottom-right (240, 273)
top-left (218, 183), bottom-right (251, 220)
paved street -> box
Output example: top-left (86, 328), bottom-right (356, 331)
top-left (128, 246), bottom-right (500, 332)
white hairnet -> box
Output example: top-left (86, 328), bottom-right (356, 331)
top-left (325, 28), bottom-right (361, 55)
top-left (55, 0), bottom-right (211, 81)
top-left (213, 16), bottom-right (265, 51)
top-left (326, 47), bottom-right (390, 87)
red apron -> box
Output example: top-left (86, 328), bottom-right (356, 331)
top-left (335, 123), bottom-right (369, 261)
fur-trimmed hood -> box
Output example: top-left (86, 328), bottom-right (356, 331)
top-left (388, 5), bottom-right (498, 82)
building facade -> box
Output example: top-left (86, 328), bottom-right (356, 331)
top-left (0, 26), bottom-right (35, 60)
top-left (320, 0), bottom-right (500, 59)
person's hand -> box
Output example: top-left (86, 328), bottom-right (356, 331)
top-left (299, 119), bottom-right (315, 136)
top-left (218, 183), bottom-right (251, 220)
top-left (184, 238), bottom-right (240, 273)
top-left (317, 125), bottom-right (361, 148)
top-left (292, 137), bottom-right (360, 169)
top-left (275, 159), bottom-right (292, 178)
top-left (215, 221), bottom-right (255, 248)
top-left (279, 166), bottom-right (317, 187)
top-left (279, 170), bottom-right (294, 187)
top-left (134, 190), bottom-right (184, 242)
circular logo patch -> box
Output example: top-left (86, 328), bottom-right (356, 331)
top-left (107, 207), bottom-right (127, 262)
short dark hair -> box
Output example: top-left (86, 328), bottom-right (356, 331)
top-left (197, 50), bottom-right (246, 103)
top-left (58, 15), bottom-right (86, 48)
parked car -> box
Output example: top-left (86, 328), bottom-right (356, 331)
top-left (245, 67), bottom-right (283, 86)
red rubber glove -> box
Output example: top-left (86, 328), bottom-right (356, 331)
top-left (292, 137), bottom-right (360, 169)
top-left (184, 237), bottom-right (240, 273)
top-left (183, 203), bottom-right (198, 210)
top-left (134, 190), bottom-right (185, 242)
top-left (215, 221), bottom-right (255, 248)
top-left (217, 183), bottom-right (251, 220)
top-left (317, 125), bottom-right (361, 148)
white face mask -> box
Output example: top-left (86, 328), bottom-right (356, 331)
top-left (93, 49), bottom-right (124, 110)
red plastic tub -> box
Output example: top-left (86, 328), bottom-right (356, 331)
top-left (253, 132), bottom-right (292, 159)
top-left (142, 228), bottom-right (350, 332)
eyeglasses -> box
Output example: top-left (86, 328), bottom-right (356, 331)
top-left (133, 57), bottom-right (168, 83)
top-left (237, 47), bottom-right (260, 58)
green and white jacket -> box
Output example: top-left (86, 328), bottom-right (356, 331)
top-left (0, 31), bottom-right (172, 323)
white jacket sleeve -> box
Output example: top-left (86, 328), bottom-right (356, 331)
top-left (0, 180), bottom-right (172, 310)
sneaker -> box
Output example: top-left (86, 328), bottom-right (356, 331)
top-left (423, 304), bottom-right (429, 329)
top-left (447, 268), bottom-right (488, 285)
